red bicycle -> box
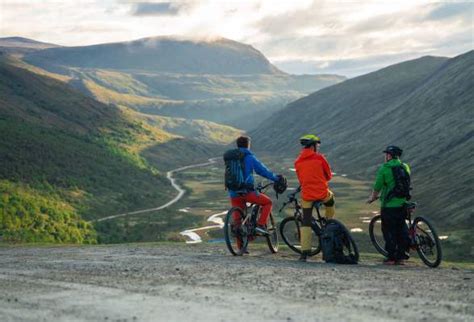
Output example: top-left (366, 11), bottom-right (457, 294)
top-left (223, 182), bottom-right (278, 256)
top-left (369, 201), bottom-right (442, 267)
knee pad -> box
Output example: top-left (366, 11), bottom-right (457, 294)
top-left (324, 196), bottom-right (335, 207)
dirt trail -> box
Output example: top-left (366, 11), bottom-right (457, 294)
top-left (0, 243), bottom-right (472, 322)
top-left (96, 158), bottom-right (218, 222)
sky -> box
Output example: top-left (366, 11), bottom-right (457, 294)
top-left (0, 0), bottom-right (473, 76)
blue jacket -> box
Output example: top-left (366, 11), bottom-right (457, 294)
top-left (229, 148), bottom-right (278, 198)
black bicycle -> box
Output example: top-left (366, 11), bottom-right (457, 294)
top-left (279, 188), bottom-right (359, 261)
top-left (223, 182), bottom-right (278, 256)
top-left (369, 201), bottom-right (442, 268)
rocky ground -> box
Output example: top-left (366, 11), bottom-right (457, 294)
top-left (0, 243), bottom-right (472, 322)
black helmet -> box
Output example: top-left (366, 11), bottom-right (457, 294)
top-left (273, 175), bottom-right (287, 194)
top-left (383, 145), bottom-right (403, 158)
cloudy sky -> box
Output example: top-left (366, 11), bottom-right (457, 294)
top-left (0, 0), bottom-right (472, 76)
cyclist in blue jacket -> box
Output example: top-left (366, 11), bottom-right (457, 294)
top-left (229, 136), bottom-right (281, 237)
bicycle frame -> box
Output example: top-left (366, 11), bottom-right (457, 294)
top-left (403, 202), bottom-right (427, 249)
top-left (237, 182), bottom-right (273, 236)
top-left (279, 188), bottom-right (325, 234)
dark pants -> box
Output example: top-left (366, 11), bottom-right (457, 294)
top-left (381, 207), bottom-right (410, 261)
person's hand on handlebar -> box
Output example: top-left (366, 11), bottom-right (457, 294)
top-left (366, 190), bottom-right (379, 204)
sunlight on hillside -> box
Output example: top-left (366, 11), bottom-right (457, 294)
top-left (83, 79), bottom-right (177, 107)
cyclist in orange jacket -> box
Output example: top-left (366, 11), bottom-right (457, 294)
top-left (294, 134), bottom-right (335, 262)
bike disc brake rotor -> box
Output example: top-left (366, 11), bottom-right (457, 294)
top-left (418, 234), bottom-right (435, 255)
top-left (231, 223), bottom-right (248, 237)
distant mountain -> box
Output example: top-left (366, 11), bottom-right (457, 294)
top-left (252, 51), bottom-right (474, 229)
top-left (0, 37), bottom-right (59, 55)
top-left (0, 57), bottom-right (240, 243)
top-left (24, 36), bottom-right (280, 75)
top-left (20, 36), bottom-right (345, 129)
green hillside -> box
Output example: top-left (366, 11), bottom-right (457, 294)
top-left (133, 112), bottom-right (243, 145)
top-left (0, 57), bottom-right (239, 243)
top-left (19, 36), bottom-right (345, 130)
top-left (252, 51), bottom-right (474, 229)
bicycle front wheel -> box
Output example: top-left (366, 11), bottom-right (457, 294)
top-left (279, 216), bottom-right (321, 256)
top-left (368, 215), bottom-right (389, 257)
top-left (414, 216), bottom-right (442, 268)
top-left (224, 207), bottom-right (248, 256)
top-left (265, 213), bottom-right (278, 253)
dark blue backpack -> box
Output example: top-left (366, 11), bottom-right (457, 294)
top-left (223, 149), bottom-right (247, 191)
top-left (387, 164), bottom-right (411, 201)
top-left (321, 221), bottom-right (357, 265)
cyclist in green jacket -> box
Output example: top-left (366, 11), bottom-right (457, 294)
top-left (367, 146), bottom-right (411, 265)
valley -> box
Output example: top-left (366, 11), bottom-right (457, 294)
top-left (6, 36), bottom-right (345, 130)
top-left (0, 37), bottom-right (472, 263)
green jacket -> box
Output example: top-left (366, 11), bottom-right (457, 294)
top-left (373, 159), bottom-right (411, 208)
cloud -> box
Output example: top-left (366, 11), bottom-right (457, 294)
top-left (0, 0), bottom-right (471, 75)
top-left (254, 1), bottom-right (344, 37)
top-left (131, 2), bottom-right (185, 16)
top-left (425, 2), bottom-right (474, 22)
top-left (273, 51), bottom-right (445, 77)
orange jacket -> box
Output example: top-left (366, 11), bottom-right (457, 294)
top-left (294, 149), bottom-right (332, 201)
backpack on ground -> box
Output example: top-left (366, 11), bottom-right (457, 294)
top-left (387, 164), bottom-right (411, 201)
top-left (223, 149), bottom-right (249, 191)
top-left (321, 221), bottom-right (357, 265)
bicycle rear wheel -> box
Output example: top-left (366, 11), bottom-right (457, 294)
top-left (265, 213), bottom-right (278, 253)
top-left (414, 216), bottom-right (442, 268)
top-left (327, 219), bottom-right (359, 262)
top-left (279, 216), bottom-right (321, 256)
top-left (368, 215), bottom-right (388, 257)
top-left (224, 207), bottom-right (248, 256)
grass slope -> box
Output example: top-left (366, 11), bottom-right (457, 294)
top-left (0, 56), bottom-right (244, 243)
top-left (0, 58), bottom-right (179, 242)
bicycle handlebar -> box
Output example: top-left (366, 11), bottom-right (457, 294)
top-left (278, 186), bottom-right (301, 213)
top-left (255, 181), bottom-right (273, 193)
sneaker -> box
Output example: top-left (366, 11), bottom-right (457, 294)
top-left (238, 249), bottom-right (249, 255)
top-left (383, 259), bottom-right (397, 265)
top-left (298, 252), bottom-right (308, 262)
top-left (400, 252), bottom-right (410, 260)
top-left (396, 260), bottom-right (406, 265)
top-left (255, 225), bottom-right (269, 235)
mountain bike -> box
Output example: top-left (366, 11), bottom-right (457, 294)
top-left (279, 188), bottom-right (359, 261)
top-left (368, 201), bottom-right (442, 268)
top-left (223, 182), bottom-right (278, 256)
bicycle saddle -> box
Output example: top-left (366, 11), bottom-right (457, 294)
top-left (312, 201), bottom-right (323, 209)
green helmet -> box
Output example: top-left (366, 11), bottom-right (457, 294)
top-left (300, 134), bottom-right (321, 147)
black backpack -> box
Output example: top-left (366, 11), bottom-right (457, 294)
top-left (321, 222), bottom-right (357, 265)
top-left (387, 164), bottom-right (411, 201)
top-left (223, 149), bottom-right (249, 191)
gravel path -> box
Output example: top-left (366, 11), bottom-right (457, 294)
top-left (0, 243), bottom-right (472, 322)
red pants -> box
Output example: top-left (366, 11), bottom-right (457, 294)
top-left (230, 192), bottom-right (273, 226)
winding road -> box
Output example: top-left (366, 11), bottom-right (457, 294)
top-left (96, 158), bottom-right (218, 222)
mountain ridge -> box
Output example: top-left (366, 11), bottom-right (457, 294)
top-left (23, 35), bottom-right (282, 75)
top-left (0, 37), bottom-right (60, 55)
